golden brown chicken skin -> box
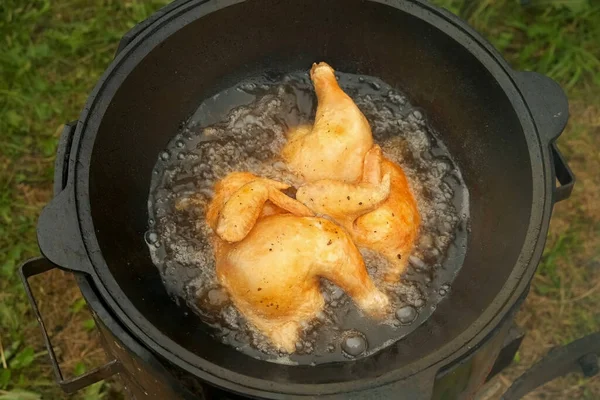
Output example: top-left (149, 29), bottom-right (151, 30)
top-left (286, 62), bottom-right (421, 282)
top-left (282, 62), bottom-right (373, 183)
top-left (200, 172), bottom-right (389, 352)
top-left (297, 146), bottom-right (420, 282)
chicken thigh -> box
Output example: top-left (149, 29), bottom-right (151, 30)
top-left (297, 146), bottom-right (420, 282)
top-left (199, 172), bottom-right (389, 352)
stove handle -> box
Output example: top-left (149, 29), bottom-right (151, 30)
top-left (19, 257), bottom-right (122, 394)
top-left (501, 332), bottom-right (599, 399)
top-left (551, 142), bottom-right (575, 203)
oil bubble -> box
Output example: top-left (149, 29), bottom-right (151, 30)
top-left (414, 298), bottom-right (425, 308)
top-left (409, 256), bottom-right (427, 269)
top-left (272, 161), bottom-right (287, 171)
top-left (412, 110), bottom-right (423, 120)
top-left (396, 306), bottom-right (417, 324)
top-left (207, 288), bottom-right (228, 307)
top-left (176, 140), bottom-right (185, 148)
top-left (145, 231), bottom-right (159, 244)
top-left (331, 287), bottom-right (344, 300)
top-left (341, 331), bottom-right (367, 357)
top-left (160, 151), bottom-right (170, 161)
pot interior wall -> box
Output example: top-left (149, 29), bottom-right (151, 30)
top-left (88, 0), bottom-right (533, 383)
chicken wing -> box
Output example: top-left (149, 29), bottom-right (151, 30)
top-left (201, 172), bottom-right (389, 352)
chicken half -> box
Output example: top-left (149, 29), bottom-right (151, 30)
top-left (197, 172), bottom-right (389, 352)
top-left (286, 62), bottom-right (421, 282)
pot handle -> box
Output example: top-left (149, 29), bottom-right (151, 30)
top-left (19, 257), bottom-right (122, 393)
top-left (37, 122), bottom-right (95, 274)
top-left (501, 332), bottom-right (599, 399)
top-left (513, 71), bottom-right (569, 144)
top-left (513, 71), bottom-right (575, 203)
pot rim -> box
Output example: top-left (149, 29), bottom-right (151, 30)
top-left (65, 0), bottom-right (552, 396)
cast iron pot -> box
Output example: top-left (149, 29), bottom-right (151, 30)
top-left (21, 0), bottom-right (578, 398)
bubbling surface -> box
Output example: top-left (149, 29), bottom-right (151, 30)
top-left (147, 71), bottom-right (469, 364)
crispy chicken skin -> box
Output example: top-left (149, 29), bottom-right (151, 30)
top-left (286, 62), bottom-right (421, 281)
top-left (282, 62), bottom-right (373, 183)
top-left (297, 146), bottom-right (420, 282)
top-left (197, 172), bottom-right (389, 352)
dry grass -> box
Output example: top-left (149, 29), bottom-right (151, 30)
top-left (26, 271), bottom-right (107, 375)
top-left (23, 269), bottom-right (126, 399)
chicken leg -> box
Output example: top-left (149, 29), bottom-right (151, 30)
top-left (282, 62), bottom-right (373, 184)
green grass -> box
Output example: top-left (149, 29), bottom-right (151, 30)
top-left (1, 1), bottom-right (171, 398)
top-left (435, 0), bottom-right (600, 88)
top-left (1, 0), bottom-right (599, 399)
